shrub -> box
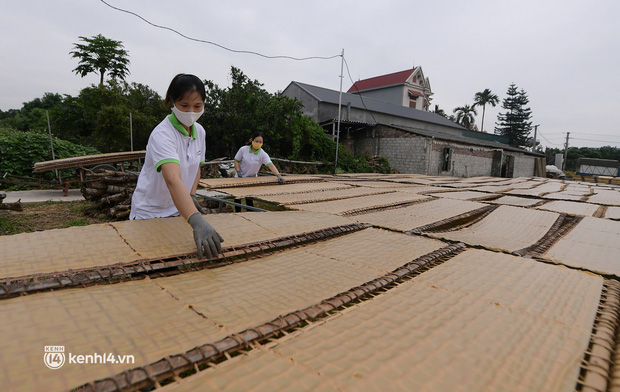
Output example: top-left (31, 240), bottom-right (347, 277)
top-left (0, 127), bottom-right (99, 188)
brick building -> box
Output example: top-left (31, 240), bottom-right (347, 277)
top-left (282, 81), bottom-right (544, 178)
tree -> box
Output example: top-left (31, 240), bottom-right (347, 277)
top-left (473, 88), bottom-right (499, 133)
top-left (201, 66), bottom-right (303, 158)
top-left (495, 84), bottom-right (533, 147)
top-left (431, 104), bottom-right (448, 118)
top-left (453, 104), bottom-right (478, 130)
top-left (70, 34), bottom-right (130, 87)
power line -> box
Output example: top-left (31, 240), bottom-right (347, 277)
top-left (536, 130), bottom-right (563, 146)
top-left (99, 0), bottom-right (341, 61)
top-left (342, 56), bottom-right (378, 124)
top-left (570, 137), bottom-right (620, 143)
top-left (543, 132), bottom-right (620, 139)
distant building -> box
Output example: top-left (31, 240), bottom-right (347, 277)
top-left (348, 67), bottom-right (432, 111)
top-left (281, 81), bottom-right (544, 178)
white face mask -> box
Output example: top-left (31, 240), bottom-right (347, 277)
top-left (172, 105), bottom-right (204, 127)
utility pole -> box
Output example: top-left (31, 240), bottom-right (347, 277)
top-left (531, 124), bottom-right (539, 152)
top-left (334, 48), bottom-right (344, 173)
top-left (46, 110), bottom-right (59, 183)
top-left (130, 112), bottom-right (134, 152)
top-left (562, 132), bottom-right (570, 170)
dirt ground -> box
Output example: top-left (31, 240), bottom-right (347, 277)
top-left (0, 201), bottom-right (111, 235)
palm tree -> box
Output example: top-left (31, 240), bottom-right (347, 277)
top-left (70, 34), bottom-right (130, 87)
top-left (453, 104), bottom-right (478, 130)
top-left (432, 104), bottom-right (447, 118)
top-left (473, 88), bottom-right (499, 133)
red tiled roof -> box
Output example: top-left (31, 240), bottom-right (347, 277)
top-left (347, 68), bottom-right (417, 93)
top-left (408, 89), bottom-right (423, 97)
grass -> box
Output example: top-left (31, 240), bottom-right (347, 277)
top-left (0, 201), bottom-right (110, 235)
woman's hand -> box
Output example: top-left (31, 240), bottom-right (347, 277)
top-left (187, 212), bottom-right (224, 259)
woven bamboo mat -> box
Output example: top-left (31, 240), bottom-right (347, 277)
top-left (0, 280), bottom-right (226, 392)
top-left (563, 184), bottom-right (593, 194)
top-left (542, 191), bottom-right (588, 201)
top-left (588, 189), bottom-right (620, 206)
top-left (198, 175), bottom-right (322, 189)
top-left (433, 179), bottom-right (504, 189)
top-left (468, 184), bottom-right (514, 193)
top-left (426, 190), bottom-right (497, 201)
top-left (485, 195), bottom-right (544, 207)
top-left (290, 192), bottom-right (430, 215)
top-left (238, 210), bottom-right (355, 234)
top-left (220, 182), bottom-right (353, 198)
top-left (0, 211), bottom-right (353, 279)
top-left (111, 214), bottom-right (261, 259)
top-left (428, 205), bottom-right (559, 252)
top-left (455, 176), bottom-right (508, 183)
top-left (257, 187), bottom-right (396, 205)
top-left (0, 224), bottom-right (138, 278)
top-left (161, 249), bottom-right (601, 392)
top-left (535, 200), bottom-right (600, 217)
top-left (326, 180), bottom-right (425, 189)
top-left (606, 207), bottom-right (620, 220)
top-left (354, 198), bottom-right (487, 232)
top-left (32, 151), bottom-right (146, 172)
top-left (393, 185), bottom-right (450, 194)
top-left (543, 217), bottom-right (620, 276)
top-left (154, 228), bottom-right (444, 333)
top-left (507, 182), bottom-right (565, 197)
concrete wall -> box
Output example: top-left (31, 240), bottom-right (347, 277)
top-left (352, 126), bottom-right (501, 177)
top-left (349, 125), bottom-right (540, 178)
top-left (429, 142), bottom-right (494, 177)
top-left (354, 86), bottom-right (402, 106)
top-left (352, 127), bottom-right (428, 174)
top-left (510, 153), bottom-right (537, 177)
top-left (318, 103), bottom-right (464, 137)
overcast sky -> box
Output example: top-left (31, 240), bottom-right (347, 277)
top-left (2, 0), bottom-right (619, 149)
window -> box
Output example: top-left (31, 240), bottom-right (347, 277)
top-left (409, 99), bottom-right (417, 109)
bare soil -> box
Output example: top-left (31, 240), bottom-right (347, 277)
top-left (0, 201), bottom-right (111, 235)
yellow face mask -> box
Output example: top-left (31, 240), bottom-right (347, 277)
top-left (251, 141), bottom-right (263, 151)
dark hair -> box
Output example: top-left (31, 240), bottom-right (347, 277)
top-left (246, 131), bottom-right (265, 145)
top-left (164, 74), bottom-right (206, 107)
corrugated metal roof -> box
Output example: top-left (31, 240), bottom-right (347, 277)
top-left (287, 81), bottom-right (464, 131)
top-left (388, 124), bottom-right (543, 156)
top-left (577, 158), bottom-right (619, 168)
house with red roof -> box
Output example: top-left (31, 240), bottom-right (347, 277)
top-left (282, 80), bottom-right (544, 178)
top-left (348, 67), bottom-right (432, 111)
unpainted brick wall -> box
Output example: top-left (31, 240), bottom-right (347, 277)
top-left (430, 143), bottom-right (494, 177)
top-left (510, 154), bottom-right (537, 177)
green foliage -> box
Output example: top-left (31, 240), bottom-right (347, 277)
top-left (494, 83), bottom-right (533, 147)
top-left (1, 65), bottom-right (390, 176)
top-left (545, 146), bottom-right (620, 171)
top-left (453, 104), bottom-right (478, 130)
top-left (201, 66), bottom-right (304, 158)
top-left (70, 34), bottom-right (130, 87)
top-left (0, 127), bottom-right (99, 182)
top-left (200, 66), bottom-right (387, 173)
top-left (61, 219), bottom-right (90, 228)
top-left (473, 88), bottom-right (499, 133)
top-left (1, 81), bottom-right (167, 153)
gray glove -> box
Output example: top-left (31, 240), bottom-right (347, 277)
top-left (187, 212), bottom-right (224, 259)
top-left (191, 194), bottom-right (209, 214)
top-left (277, 174), bottom-right (286, 185)
top-left (236, 170), bottom-right (242, 178)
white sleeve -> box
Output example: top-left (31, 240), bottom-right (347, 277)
top-left (234, 146), bottom-right (245, 161)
